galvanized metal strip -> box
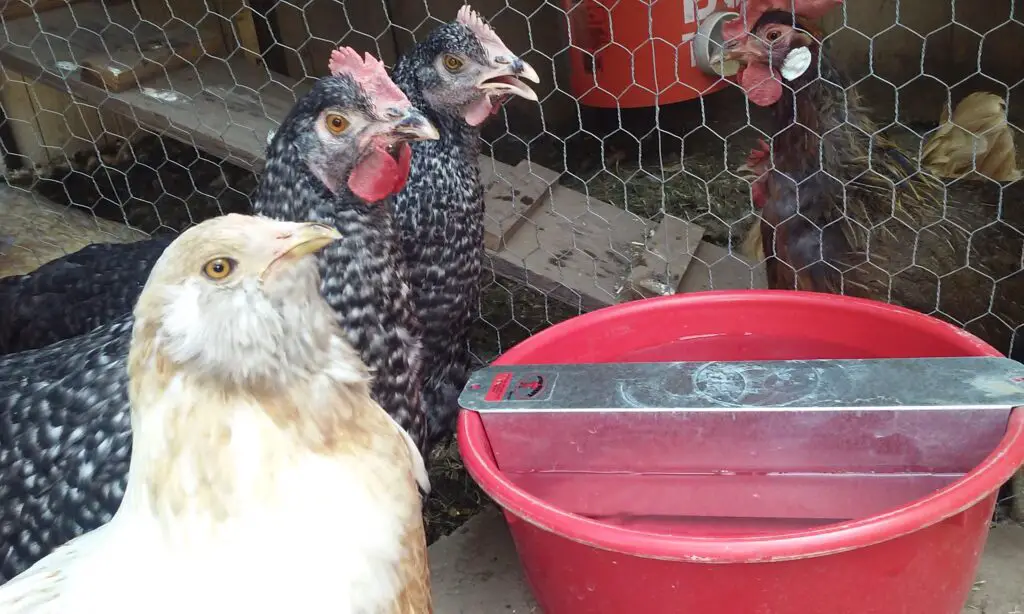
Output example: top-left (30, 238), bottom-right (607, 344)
top-left (460, 356), bottom-right (1024, 413)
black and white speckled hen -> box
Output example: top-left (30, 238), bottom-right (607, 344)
top-left (0, 49), bottom-right (438, 583)
top-left (384, 5), bottom-right (540, 446)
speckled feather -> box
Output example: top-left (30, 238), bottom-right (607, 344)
top-left (0, 74), bottom-right (427, 583)
top-left (0, 317), bottom-right (133, 583)
top-left (0, 237), bottom-right (172, 355)
top-left (258, 75), bottom-right (426, 454)
top-left (389, 19), bottom-right (494, 447)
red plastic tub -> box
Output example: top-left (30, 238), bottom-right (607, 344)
top-left (459, 290), bottom-right (1024, 614)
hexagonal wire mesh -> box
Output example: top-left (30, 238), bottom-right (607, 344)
top-left (0, 0), bottom-right (1021, 537)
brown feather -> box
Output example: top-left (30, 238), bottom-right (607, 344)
top-left (739, 18), bottom-right (1024, 355)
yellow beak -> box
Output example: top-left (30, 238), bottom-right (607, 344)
top-left (260, 221), bottom-right (342, 281)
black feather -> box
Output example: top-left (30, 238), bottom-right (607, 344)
top-left (390, 21), bottom-right (494, 448)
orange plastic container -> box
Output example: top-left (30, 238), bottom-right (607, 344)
top-left (564, 0), bottom-right (733, 108)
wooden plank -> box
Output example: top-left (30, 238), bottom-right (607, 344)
top-left (620, 214), bottom-right (704, 300)
top-left (215, 0), bottom-right (262, 66)
top-left (133, 0), bottom-right (208, 29)
top-left (0, 71), bottom-right (49, 167)
top-left (483, 159), bottom-right (559, 252)
top-left (0, 184), bottom-right (146, 278)
top-left (22, 80), bottom-right (105, 162)
top-left (268, 0), bottom-right (311, 81)
top-left (677, 240), bottom-right (769, 293)
top-left (79, 22), bottom-right (223, 92)
top-left (495, 186), bottom-right (653, 311)
top-left (0, 1), bottom-right (306, 171)
top-left (270, 0), bottom-right (399, 82)
top-left (1, 0), bottom-right (83, 19)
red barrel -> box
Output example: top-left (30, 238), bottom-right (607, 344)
top-left (563, 0), bottom-right (735, 107)
top-left (459, 290), bottom-right (1024, 614)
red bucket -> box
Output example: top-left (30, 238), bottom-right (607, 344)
top-left (563, 0), bottom-right (734, 108)
top-left (459, 290), bottom-right (1024, 614)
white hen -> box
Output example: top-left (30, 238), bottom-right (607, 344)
top-left (0, 213), bottom-right (431, 614)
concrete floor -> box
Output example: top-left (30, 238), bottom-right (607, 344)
top-left (429, 507), bottom-right (1024, 614)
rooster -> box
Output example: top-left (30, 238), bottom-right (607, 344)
top-left (0, 51), bottom-right (438, 583)
top-left (0, 213), bottom-right (431, 614)
top-left (738, 92), bottom-right (1021, 262)
top-left (385, 5), bottom-right (540, 446)
top-left (713, 0), bottom-right (1024, 360)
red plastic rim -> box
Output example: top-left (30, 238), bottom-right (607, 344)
top-left (459, 291), bottom-right (1024, 563)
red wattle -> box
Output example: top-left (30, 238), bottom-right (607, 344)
top-left (348, 142), bottom-right (413, 203)
top-left (740, 64), bottom-right (783, 107)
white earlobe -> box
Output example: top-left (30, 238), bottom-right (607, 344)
top-left (781, 46), bottom-right (812, 81)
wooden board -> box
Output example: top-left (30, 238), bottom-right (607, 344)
top-left (215, 0), bottom-right (262, 66)
top-left (482, 159), bottom-right (559, 251)
top-left (1, 0), bottom-right (83, 19)
top-left (491, 186), bottom-right (655, 311)
top-left (0, 1), bottom-right (306, 171)
top-left (677, 240), bottom-right (769, 293)
top-left (79, 21), bottom-right (224, 92)
top-left (0, 184), bottom-right (145, 277)
top-left (0, 69), bottom-right (107, 167)
top-left (620, 214), bottom-right (705, 300)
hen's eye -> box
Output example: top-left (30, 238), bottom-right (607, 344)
top-left (324, 112), bottom-right (349, 135)
top-left (202, 257), bottom-right (237, 280)
top-left (442, 53), bottom-right (465, 72)
top-left (766, 30), bottom-right (782, 42)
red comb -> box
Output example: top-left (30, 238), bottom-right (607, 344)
top-left (328, 46), bottom-right (409, 110)
top-left (456, 5), bottom-right (503, 48)
top-left (722, 0), bottom-right (842, 42)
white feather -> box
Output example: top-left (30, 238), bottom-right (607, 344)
top-left (1, 381), bottom-right (420, 614)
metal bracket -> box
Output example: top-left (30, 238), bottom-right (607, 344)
top-left (460, 357), bottom-right (1024, 523)
top-left (461, 356), bottom-right (1024, 413)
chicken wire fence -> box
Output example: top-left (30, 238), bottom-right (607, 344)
top-left (0, 1), bottom-right (1022, 511)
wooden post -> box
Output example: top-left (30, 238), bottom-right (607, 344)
top-left (215, 0), bottom-right (263, 66)
top-left (271, 0), bottom-right (400, 83)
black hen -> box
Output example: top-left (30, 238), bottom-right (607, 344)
top-left (0, 236), bottom-right (172, 354)
top-left (0, 51), bottom-right (438, 583)
top-left (388, 5), bottom-right (540, 446)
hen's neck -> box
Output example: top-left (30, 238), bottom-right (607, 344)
top-left (121, 331), bottom-right (373, 530)
top-left (254, 149), bottom-right (355, 223)
top-left (770, 49), bottom-right (877, 179)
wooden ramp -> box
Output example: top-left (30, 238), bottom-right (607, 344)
top-left (0, 185), bottom-right (146, 277)
top-left (0, 1), bottom-right (766, 308)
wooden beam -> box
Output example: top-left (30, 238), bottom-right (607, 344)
top-left (0, 70), bottom-right (48, 167)
top-left (1, 0), bottom-right (83, 20)
top-left (677, 240), bottom-right (769, 293)
top-left (215, 0), bottom-right (263, 66)
top-left (79, 22), bottom-right (223, 92)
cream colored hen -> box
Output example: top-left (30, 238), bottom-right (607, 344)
top-left (0, 213), bottom-right (432, 614)
top-left (921, 92), bottom-right (1020, 182)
